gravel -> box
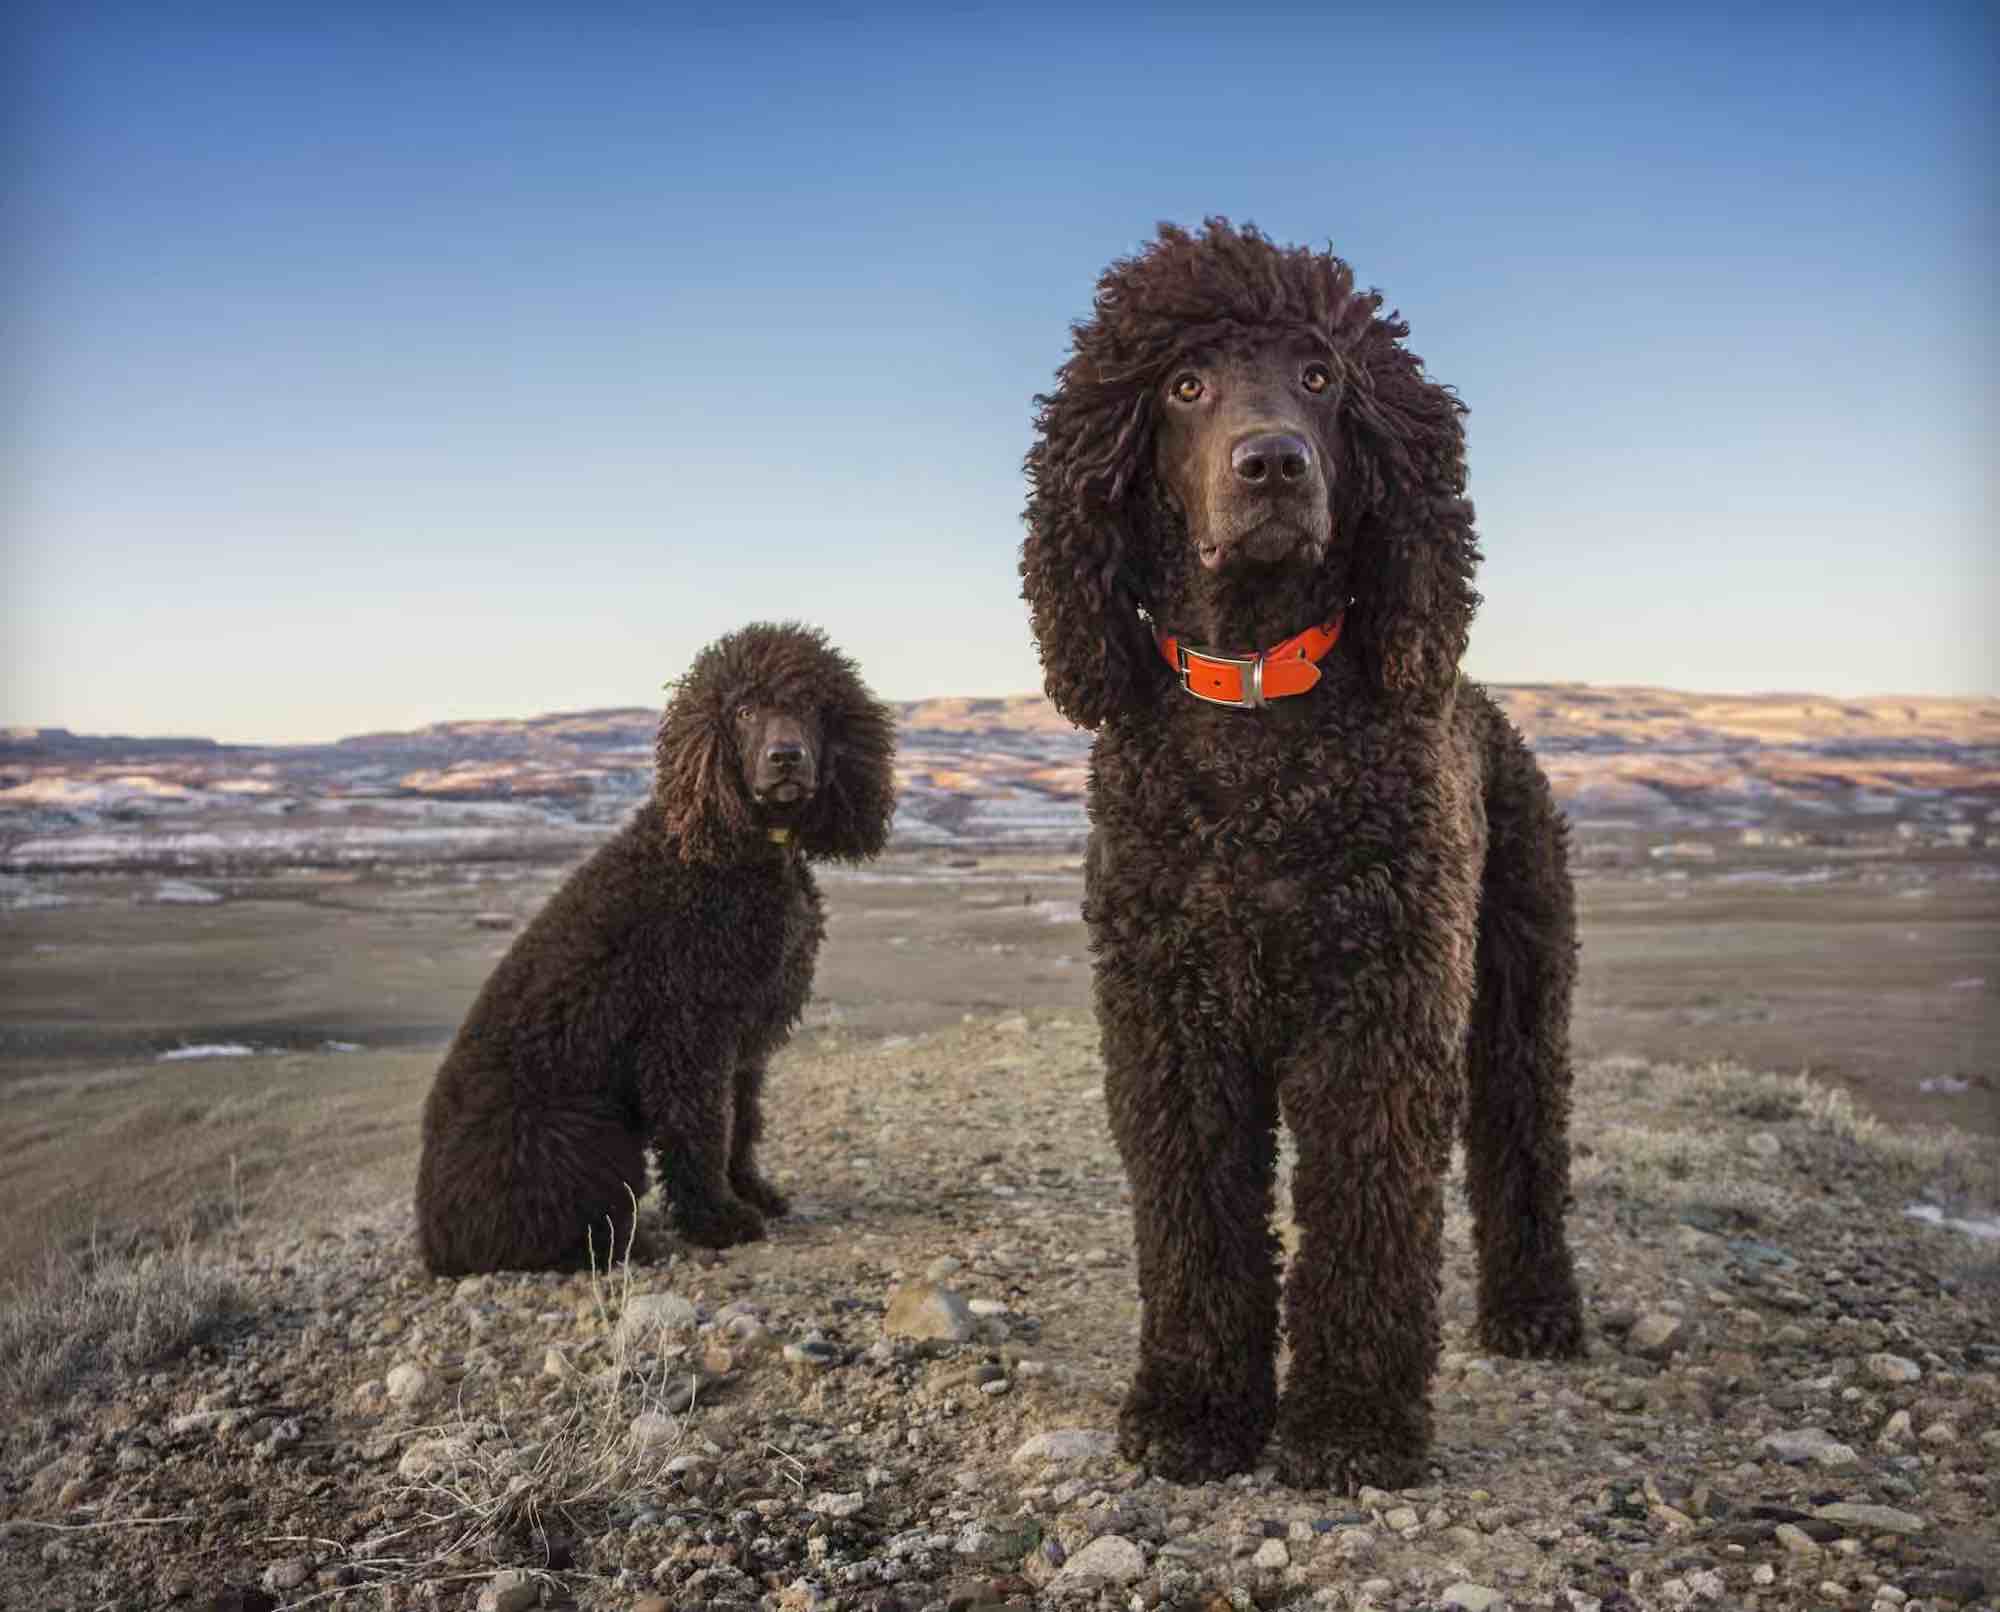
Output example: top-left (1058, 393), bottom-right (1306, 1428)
top-left (2, 1016), bottom-right (1994, 1612)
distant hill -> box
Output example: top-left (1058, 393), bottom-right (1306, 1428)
top-left (2, 686), bottom-right (1994, 869)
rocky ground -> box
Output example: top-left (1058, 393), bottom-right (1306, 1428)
top-left (2, 1015), bottom-right (1996, 1612)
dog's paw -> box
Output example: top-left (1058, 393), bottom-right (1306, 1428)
top-left (1273, 1394), bottom-right (1431, 1494)
top-left (1117, 1388), bottom-right (1269, 1484)
top-left (731, 1173), bottom-right (792, 1218)
top-left (1479, 1290), bottom-right (1586, 1360)
top-left (674, 1198), bottom-right (768, 1249)
top-left (1271, 1436), bottom-right (1430, 1495)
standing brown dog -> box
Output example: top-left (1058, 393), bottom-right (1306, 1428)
top-left (415, 622), bottom-right (896, 1275)
top-left (1021, 220), bottom-right (1584, 1489)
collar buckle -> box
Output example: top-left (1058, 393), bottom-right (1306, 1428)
top-left (1173, 644), bottom-right (1267, 709)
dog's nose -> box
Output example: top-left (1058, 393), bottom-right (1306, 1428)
top-left (765, 741), bottom-right (806, 771)
top-left (1231, 432), bottom-right (1314, 486)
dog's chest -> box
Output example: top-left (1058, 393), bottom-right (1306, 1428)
top-left (657, 869), bottom-right (821, 1006)
top-left (1088, 711), bottom-right (1479, 1003)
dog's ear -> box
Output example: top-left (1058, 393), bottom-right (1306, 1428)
top-left (1337, 338), bottom-right (1482, 710)
top-left (1020, 368), bottom-right (1165, 730)
top-left (797, 679), bottom-right (898, 862)
top-left (655, 682), bottom-right (753, 863)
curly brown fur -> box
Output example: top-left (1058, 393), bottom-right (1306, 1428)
top-left (1021, 219), bottom-right (1583, 1490)
top-left (414, 622), bottom-right (896, 1275)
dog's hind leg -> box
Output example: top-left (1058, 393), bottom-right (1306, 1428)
top-left (1464, 725), bottom-right (1585, 1358)
top-left (1104, 1016), bottom-right (1282, 1483)
top-left (417, 1100), bottom-right (645, 1275)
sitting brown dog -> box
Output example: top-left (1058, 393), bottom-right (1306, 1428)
top-left (414, 622), bottom-right (896, 1274)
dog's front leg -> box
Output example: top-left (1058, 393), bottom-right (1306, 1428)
top-left (1274, 1038), bottom-right (1459, 1491)
top-left (727, 1059), bottom-right (790, 1217)
top-left (644, 1052), bottom-right (768, 1249)
top-left (1105, 1018), bottom-right (1282, 1483)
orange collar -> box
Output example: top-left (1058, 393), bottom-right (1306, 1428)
top-left (1156, 612), bottom-right (1344, 709)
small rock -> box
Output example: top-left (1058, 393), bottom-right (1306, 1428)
top-left (1627, 1313), bottom-right (1687, 1360)
top-left (260, 1558), bottom-right (313, 1593)
top-left (1918, 1420), bottom-right (1957, 1445)
top-left (883, 1282), bottom-right (975, 1342)
top-left (1683, 1569), bottom-right (1726, 1602)
top-left (1383, 1505), bottom-right (1421, 1531)
top-left (475, 1570), bottom-right (539, 1612)
top-left (783, 1336), bottom-right (841, 1369)
top-left (1250, 1538), bottom-right (1290, 1569)
top-left (1011, 1428), bottom-right (1117, 1465)
top-left (926, 1256), bottom-right (964, 1280)
top-left (1813, 1503), bottom-right (1926, 1535)
top-left (1877, 1409), bottom-right (1914, 1446)
top-left (1441, 1585), bottom-right (1507, 1612)
top-left (630, 1411), bottom-right (681, 1450)
top-left (1775, 1523), bottom-right (1822, 1554)
top-left (616, 1293), bottom-right (698, 1346)
top-left (1863, 1353), bottom-right (1922, 1384)
top-left (1744, 1132), bottom-right (1782, 1159)
top-left (1758, 1427), bottom-right (1859, 1467)
top-left (385, 1362), bottom-right (435, 1406)
top-left (1054, 1534), bottom-right (1146, 1585)
top-left (396, 1436), bottom-right (468, 1482)
top-left (809, 1490), bottom-right (865, 1519)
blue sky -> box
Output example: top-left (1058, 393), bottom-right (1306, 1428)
top-left (10, 4), bottom-right (1994, 743)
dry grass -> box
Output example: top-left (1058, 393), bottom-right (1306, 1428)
top-left (0, 1219), bottom-right (242, 1412)
top-left (325, 1194), bottom-right (697, 1600)
top-left (1571, 1055), bottom-right (1989, 1231)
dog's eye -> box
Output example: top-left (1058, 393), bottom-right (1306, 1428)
top-left (1168, 373), bottom-right (1204, 404)
top-left (1301, 363), bottom-right (1331, 395)
top-left (735, 704), bottom-right (755, 723)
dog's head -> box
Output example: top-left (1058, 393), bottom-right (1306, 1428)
top-left (1021, 217), bottom-right (1481, 728)
top-left (654, 622), bottom-right (898, 863)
